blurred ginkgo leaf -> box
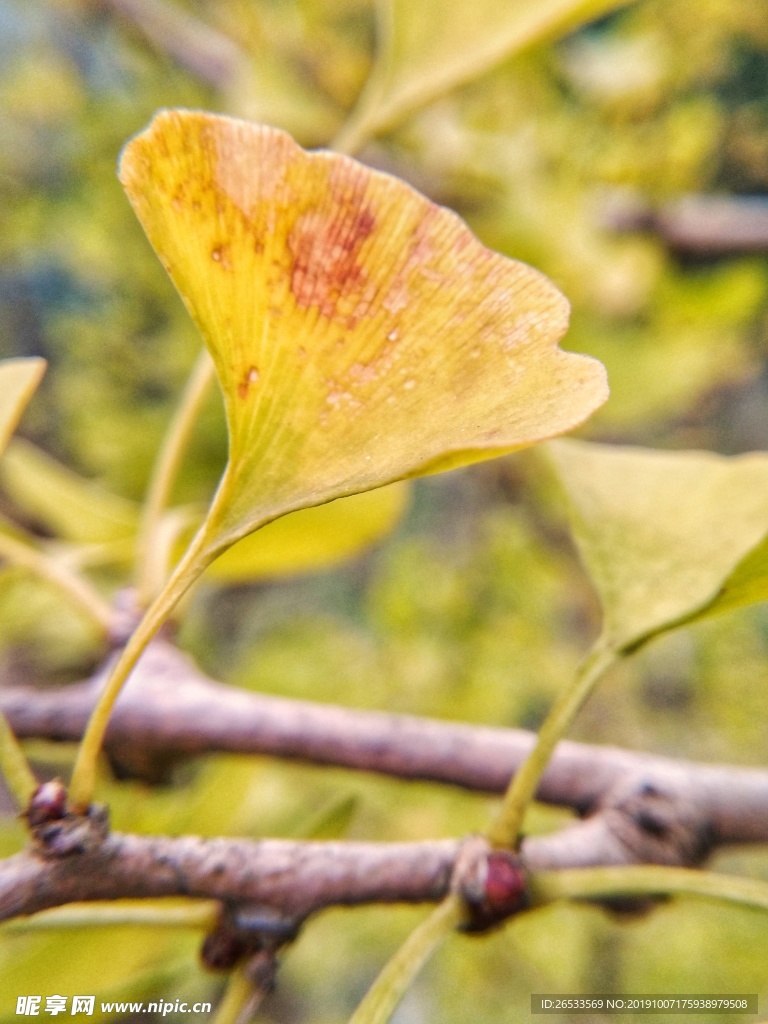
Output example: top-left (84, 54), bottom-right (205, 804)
top-left (119, 110), bottom-right (607, 566)
top-left (202, 482), bottom-right (409, 582)
top-left (290, 792), bottom-right (360, 841)
top-left (337, 0), bottom-right (636, 148)
top-left (0, 926), bottom-right (195, 1022)
top-left (548, 439), bottom-right (768, 652)
top-left (704, 535), bottom-right (768, 619)
top-left (0, 358), bottom-right (46, 458)
top-left (0, 439), bottom-right (139, 545)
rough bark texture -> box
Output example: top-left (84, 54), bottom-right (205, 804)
top-left (0, 639), bottom-right (765, 929)
top-left (3, 642), bottom-right (766, 844)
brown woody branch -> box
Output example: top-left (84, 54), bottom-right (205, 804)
top-left (0, 640), bottom-right (764, 926)
top-left (96, 0), bottom-right (247, 89)
top-left (0, 831), bottom-right (457, 924)
top-left (0, 797), bottom-right (721, 927)
top-left (604, 193), bottom-right (768, 255)
top-left (1, 641), bottom-right (766, 847)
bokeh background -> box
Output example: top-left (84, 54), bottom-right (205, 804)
top-left (1, 0), bottom-right (768, 1020)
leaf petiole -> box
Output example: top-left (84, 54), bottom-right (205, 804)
top-left (213, 967), bottom-right (261, 1024)
top-left (68, 519), bottom-right (217, 810)
top-left (1, 899), bottom-right (219, 933)
top-left (532, 865), bottom-right (768, 914)
top-left (136, 348), bottom-right (216, 605)
top-left (0, 712), bottom-right (37, 809)
top-left (347, 896), bottom-right (463, 1024)
top-left (486, 642), bottom-right (617, 849)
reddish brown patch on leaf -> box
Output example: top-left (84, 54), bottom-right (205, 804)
top-left (237, 365), bottom-right (260, 399)
top-left (288, 197), bottom-right (376, 323)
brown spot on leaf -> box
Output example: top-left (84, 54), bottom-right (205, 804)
top-left (211, 244), bottom-right (231, 269)
top-left (237, 365), bottom-right (260, 399)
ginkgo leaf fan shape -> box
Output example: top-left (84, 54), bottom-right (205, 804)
top-left (120, 111), bottom-right (608, 556)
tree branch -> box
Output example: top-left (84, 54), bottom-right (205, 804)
top-left (96, 0), bottom-right (247, 90)
top-left (1, 641), bottom-right (767, 847)
top-left (0, 805), bottom-right (729, 929)
top-left (604, 193), bottom-right (768, 255)
top-left (0, 832), bottom-right (457, 924)
top-left (0, 639), bottom-right (764, 930)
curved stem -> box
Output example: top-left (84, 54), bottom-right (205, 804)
top-left (486, 643), bottom-right (617, 849)
top-left (332, 79), bottom-right (387, 156)
top-left (531, 865), bottom-right (768, 914)
top-left (2, 899), bottom-right (219, 932)
top-left (69, 523), bottom-right (216, 810)
top-left (331, 0), bottom-right (394, 155)
top-left (213, 967), bottom-right (260, 1024)
top-left (136, 349), bottom-right (216, 605)
top-left (347, 895), bottom-right (463, 1024)
top-left (0, 712), bottom-right (37, 808)
top-left (0, 531), bottom-right (115, 635)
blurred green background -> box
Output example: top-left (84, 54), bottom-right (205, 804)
top-left (1, 0), bottom-right (768, 1020)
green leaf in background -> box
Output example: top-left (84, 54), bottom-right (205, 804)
top-left (290, 792), bottom-right (360, 841)
top-left (120, 110), bottom-right (608, 565)
top-left (202, 482), bottom-right (409, 582)
top-left (706, 534), bottom-right (768, 619)
top-left (0, 926), bottom-right (198, 1023)
top-left (0, 362), bottom-right (116, 643)
top-left (336, 0), bottom-right (636, 150)
top-left (0, 358), bottom-right (46, 457)
top-left (548, 439), bottom-right (768, 652)
top-left (0, 439), bottom-right (139, 545)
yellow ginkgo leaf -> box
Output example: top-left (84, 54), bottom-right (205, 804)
top-left (119, 110), bottom-right (607, 563)
top-left (0, 358), bottom-right (46, 458)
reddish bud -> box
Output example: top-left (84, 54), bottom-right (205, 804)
top-left (460, 850), bottom-right (529, 933)
top-left (26, 780), bottom-right (68, 828)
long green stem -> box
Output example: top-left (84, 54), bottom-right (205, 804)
top-left (531, 865), bottom-right (768, 914)
top-left (0, 531), bottom-right (115, 635)
top-left (0, 713), bottom-right (37, 808)
top-left (1, 900), bottom-right (219, 932)
top-left (331, 0), bottom-right (393, 155)
top-left (332, 74), bottom-right (388, 156)
top-left (136, 349), bottom-right (215, 605)
top-left (487, 643), bottom-right (616, 849)
top-left (347, 896), bottom-right (463, 1024)
top-left (345, 643), bottom-right (617, 1024)
top-left (69, 523), bottom-right (216, 810)
top-left (213, 968), bottom-right (259, 1024)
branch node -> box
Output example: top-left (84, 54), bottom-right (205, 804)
top-left (451, 836), bottom-right (529, 934)
top-left (27, 791), bottom-right (109, 860)
top-left (602, 773), bottom-right (715, 868)
top-left (200, 905), bottom-right (299, 975)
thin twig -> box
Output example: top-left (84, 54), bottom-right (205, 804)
top-left (1, 828), bottom-right (765, 958)
top-left (98, 0), bottom-right (247, 90)
top-left (604, 193), bottom-right (768, 255)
